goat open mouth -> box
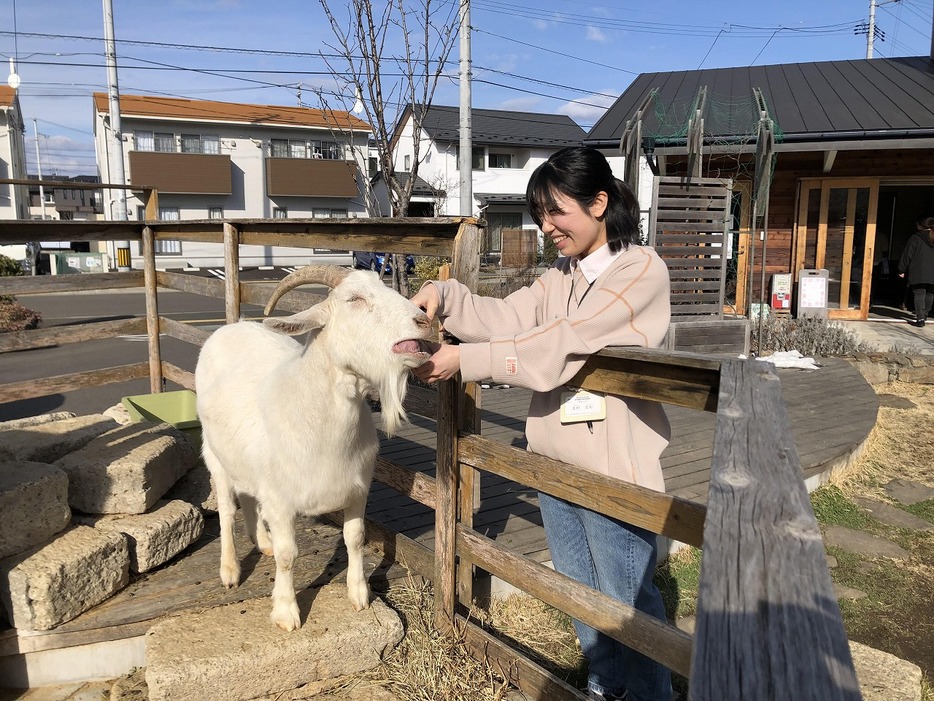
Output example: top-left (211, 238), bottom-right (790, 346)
top-left (392, 339), bottom-right (431, 358)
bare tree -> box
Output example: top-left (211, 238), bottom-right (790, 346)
top-left (317, 0), bottom-right (460, 294)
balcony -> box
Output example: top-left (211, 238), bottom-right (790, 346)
top-left (265, 158), bottom-right (360, 197)
top-left (128, 152), bottom-right (232, 195)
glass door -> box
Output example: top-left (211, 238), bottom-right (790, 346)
top-left (795, 179), bottom-right (879, 320)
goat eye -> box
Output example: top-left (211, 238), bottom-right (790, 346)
top-left (349, 295), bottom-right (366, 304)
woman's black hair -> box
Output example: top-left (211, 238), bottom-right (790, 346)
top-left (526, 146), bottom-right (640, 253)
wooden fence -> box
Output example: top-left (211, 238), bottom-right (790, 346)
top-left (0, 218), bottom-right (861, 700)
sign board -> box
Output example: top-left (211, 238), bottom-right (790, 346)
top-left (797, 268), bottom-right (829, 319)
top-left (771, 273), bottom-right (792, 310)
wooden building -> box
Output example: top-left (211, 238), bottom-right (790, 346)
top-left (586, 55), bottom-right (934, 320)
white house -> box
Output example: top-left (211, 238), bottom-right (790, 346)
top-left (379, 104), bottom-right (587, 258)
top-left (92, 94), bottom-right (373, 269)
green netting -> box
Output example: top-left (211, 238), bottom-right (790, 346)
top-left (645, 88), bottom-right (783, 191)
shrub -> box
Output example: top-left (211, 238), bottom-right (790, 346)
top-left (749, 313), bottom-right (869, 357)
top-left (413, 256), bottom-right (448, 284)
top-left (0, 252), bottom-right (42, 332)
top-left (0, 299), bottom-right (41, 332)
top-left (0, 254), bottom-right (23, 277)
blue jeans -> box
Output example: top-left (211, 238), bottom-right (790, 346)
top-left (539, 492), bottom-right (673, 701)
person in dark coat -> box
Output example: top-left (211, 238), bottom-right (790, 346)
top-left (898, 216), bottom-right (934, 327)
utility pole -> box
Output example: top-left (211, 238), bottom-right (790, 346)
top-left (103, 0), bottom-right (131, 271)
top-left (864, 0), bottom-right (900, 59)
top-left (458, 0), bottom-right (472, 217)
top-left (33, 119), bottom-right (46, 221)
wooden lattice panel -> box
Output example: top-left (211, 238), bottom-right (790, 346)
top-left (649, 176), bottom-right (732, 318)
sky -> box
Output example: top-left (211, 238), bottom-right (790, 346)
top-left (2, 0), bottom-right (932, 178)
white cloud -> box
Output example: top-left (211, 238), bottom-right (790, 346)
top-left (496, 96), bottom-right (544, 112)
top-left (586, 26), bottom-right (608, 42)
top-left (555, 89), bottom-right (619, 126)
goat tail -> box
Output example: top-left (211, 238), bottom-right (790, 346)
top-left (378, 372), bottom-right (410, 437)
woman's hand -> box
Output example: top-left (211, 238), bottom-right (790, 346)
top-left (410, 283), bottom-right (440, 320)
top-left (413, 343), bottom-right (461, 383)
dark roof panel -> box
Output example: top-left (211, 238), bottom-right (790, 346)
top-left (586, 56), bottom-right (934, 146)
top-left (419, 105), bottom-right (586, 147)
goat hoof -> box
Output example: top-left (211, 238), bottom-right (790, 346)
top-left (258, 545), bottom-right (274, 557)
top-left (271, 604), bottom-right (301, 631)
top-left (220, 564), bottom-right (241, 589)
top-left (348, 583), bottom-right (371, 612)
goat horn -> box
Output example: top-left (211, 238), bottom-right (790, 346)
top-left (264, 265), bottom-right (350, 316)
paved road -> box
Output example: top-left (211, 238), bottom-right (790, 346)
top-left (0, 288), bottom-right (273, 422)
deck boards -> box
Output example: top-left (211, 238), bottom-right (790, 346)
top-left (0, 357), bottom-right (878, 655)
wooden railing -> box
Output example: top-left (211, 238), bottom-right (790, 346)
top-left (0, 218), bottom-right (861, 700)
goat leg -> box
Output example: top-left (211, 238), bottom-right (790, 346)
top-left (266, 510), bottom-right (301, 631)
top-left (240, 494), bottom-right (274, 556)
top-left (204, 442), bottom-right (241, 589)
top-left (343, 493), bottom-right (371, 611)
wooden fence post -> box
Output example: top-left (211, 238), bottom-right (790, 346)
top-left (223, 222), bottom-right (241, 324)
top-left (142, 225), bottom-right (163, 393)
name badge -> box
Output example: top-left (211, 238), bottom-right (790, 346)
top-left (559, 390), bottom-right (606, 424)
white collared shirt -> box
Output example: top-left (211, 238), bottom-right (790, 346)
top-left (571, 243), bottom-right (623, 284)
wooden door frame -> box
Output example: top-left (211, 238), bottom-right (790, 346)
top-left (794, 177), bottom-right (879, 320)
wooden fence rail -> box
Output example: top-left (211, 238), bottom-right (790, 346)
top-left (0, 217), bottom-right (860, 700)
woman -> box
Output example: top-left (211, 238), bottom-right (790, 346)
top-left (898, 216), bottom-right (934, 327)
top-left (411, 147), bottom-right (673, 701)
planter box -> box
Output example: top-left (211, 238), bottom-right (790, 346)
top-left (121, 390), bottom-right (201, 450)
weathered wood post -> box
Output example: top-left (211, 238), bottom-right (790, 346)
top-left (142, 225), bottom-right (163, 393)
top-left (223, 222), bottom-right (241, 324)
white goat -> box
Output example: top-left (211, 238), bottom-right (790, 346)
top-left (194, 265), bottom-right (431, 631)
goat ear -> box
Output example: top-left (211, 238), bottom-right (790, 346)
top-left (263, 305), bottom-right (329, 336)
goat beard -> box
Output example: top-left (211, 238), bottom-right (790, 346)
top-left (378, 371), bottom-right (410, 437)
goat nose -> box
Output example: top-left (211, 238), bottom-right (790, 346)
top-left (415, 313), bottom-right (431, 328)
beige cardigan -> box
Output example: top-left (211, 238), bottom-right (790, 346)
top-left (431, 245), bottom-right (672, 492)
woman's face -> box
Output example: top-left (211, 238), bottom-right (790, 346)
top-left (539, 189), bottom-right (608, 258)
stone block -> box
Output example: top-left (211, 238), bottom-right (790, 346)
top-left (850, 640), bottom-right (922, 701)
top-left (848, 359), bottom-right (891, 386)
top-left (164, 462), bottom-right (217, 513)
top-left (0, 526), bottom-right (129, 631)
top-left (896, 364), bottom-right (934, 384)
top-left (145, 584), bottom-right (404, 701)
top-left (77, 500), bottom-right (204, 573)
top-left (0, 414), bottom-right (119, 464)
top-left (0, 460), bottom-right (71, 560)
top-left (0, 412), bottom-right (76, 429)
top-left (54, 423), bottom-right (198, 515)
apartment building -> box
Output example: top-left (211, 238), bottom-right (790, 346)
top-left (0, 85), bottom-right (28, 221)
top-left (92, 94), bottom-right (372, 269)
top-left (381, 104), bottom-right (586, 258)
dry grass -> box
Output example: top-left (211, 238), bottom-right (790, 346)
top-left (829, 381), bottom-right (934, 499)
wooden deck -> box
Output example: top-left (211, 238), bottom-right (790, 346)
top-left (0, 357), bottom-right (877, 660)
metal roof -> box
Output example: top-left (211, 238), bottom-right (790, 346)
top-left (586, 56), bottom-right (934, 149)
top-left (418, 105), bottom-right (586, 148)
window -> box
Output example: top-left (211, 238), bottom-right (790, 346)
top-left (202, 135), bottom-right (220, 155)
top-left (273, 207), bottom-right (288, 219)
top-left (156, 207), bottom-right (182, 255)
top-left (330, 209), bottom-right (348, 219)
top-left (272, 139), bottom-right (312, 158)
top-left (489, 153), bottom-right (512, 169)
top-left (154, 132), bottom-right (175, 153)
top-left (404, 155), bottom-right (411, 171)
top-left (271, 139), bottom-right (290, 158)
top-left (209, 206), bottom-right (223, 219)
top-left (472, 147), bottom-right (485, 170)
top-left (313, 208), bottom-right (330, 219)
top-left (135, 131), bottom-right (153, 151)
top-left (311, 140), bottom-right (341, 159)
top-left (181, 134), bottom-right (201, 153)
